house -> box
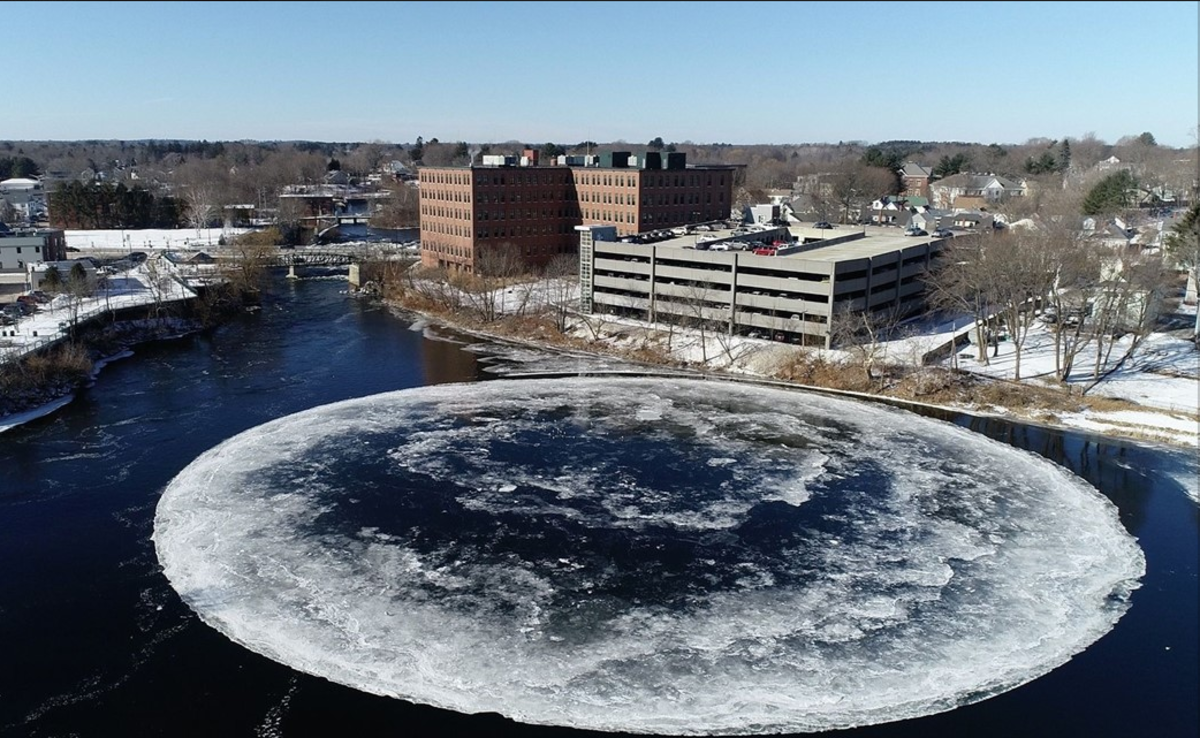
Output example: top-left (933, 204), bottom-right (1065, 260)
top-left (867, 196), bottom-right (911, 226)
top-left (948, 210), bottom-right (994, 232)
top-left (899, 162), bottom-right (934, 198)
top-left (163, 250), bottom-right (222, 283)
top-left (910, 208), bottom-right (955, 233)
top-left (223, 204), bottom-right (257, 228)
top-left (781, 193), bottom-right (822, 222)
top-left (790, 173), bottom-right (834, 200)
top-left (929, 173), bottom-right (1027, 210)
top-left (743, 203), bottom-right (782, 225)
top-left (763, 188), bottom-right (792, 205)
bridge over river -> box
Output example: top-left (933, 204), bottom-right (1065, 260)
top-left (259, 244), bottom-right (419, 281)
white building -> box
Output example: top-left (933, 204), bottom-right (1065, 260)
top-left (26, 259), bottom-right (98, 292)
top-left (0, 228), bottom-right (67, 272)
top-left (0, 177), bottom-right (47, 222)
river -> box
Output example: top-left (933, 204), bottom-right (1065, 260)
top-left (1, 274), bottom-right (1195, 737)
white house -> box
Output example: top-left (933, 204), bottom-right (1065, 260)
top-left (929, 173), bottom-right (1027, 209)
top-left (867, 196), bottom-right (914, 226)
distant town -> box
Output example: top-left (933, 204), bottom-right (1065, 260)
top-left (1, 133), bottom-right (1197, 410)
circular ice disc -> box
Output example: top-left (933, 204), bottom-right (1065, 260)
top-left (154, 377), bottom-right (1144, 735)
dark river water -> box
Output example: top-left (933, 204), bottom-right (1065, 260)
top-left (1, 274), bottom-right (1196, 737)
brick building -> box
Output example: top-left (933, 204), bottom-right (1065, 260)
top-left (419, 150), bottom-right (737, 272)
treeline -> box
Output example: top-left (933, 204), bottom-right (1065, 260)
top-left (49, 181), bottom-right (186, 229)
top-left (0, 155), bottom-right (40, 179)
top-left (142, 139), bottom-right (229, 160)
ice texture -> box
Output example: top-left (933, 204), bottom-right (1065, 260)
top-left (153, 377), bottom-right (1145, 735)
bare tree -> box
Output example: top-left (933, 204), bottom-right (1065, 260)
top-left (676, 280), bottom-right (731, 365)
top-left (712, 326), bottom-right (766, 367)
top-left (926, 234), bottom-right (996, 364)
top-left (183, 184), bottom-right (218, 234)
top-left (1041, 238), bottom-right (1101, 382)
top-left (829, 303), bottom-right (905, 389)
top-left (142, 256), bottom-right (170, 320)
top-left (985, 228), bottom-right (1062, 380)
top-left (1082, 251), bottom-right (1168, 389)
top-left (370, 182), bottom-right (420, 229)
top-left (62, 261), bottom-right (93, 335)
top-left (405, 265), bottom-right (465, 312)
top-left (224, 237), bottom-right (277, 294)
top-left (460, 245), bottom-right (525, 322)
top-left (828, 162), bottom-right (898, 224)
top-left (542, 253), bottom-right (578, 333)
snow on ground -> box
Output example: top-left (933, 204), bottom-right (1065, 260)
top-left (0, 263), bottom-right (195, 362)
top-left (948, 323), bottom-right (1199, 412)
top-left (937, 318), bottom-right (1198, 448)
top-left (5, 257), bottom-right (1197, 449)
top-left (66, 227), bottom-right (250, 252)
top-left (536, 290), bottom-right (1198, 448)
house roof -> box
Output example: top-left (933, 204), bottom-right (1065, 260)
top-left (931, 173), bottom-right (1024, 192)
top-left (0, 178), bottom-right (42, 189)
top-left (900, 162), bottom-right (933, 178)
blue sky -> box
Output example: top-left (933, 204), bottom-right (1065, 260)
top-left (10, 1), bottom-right (1198, 147)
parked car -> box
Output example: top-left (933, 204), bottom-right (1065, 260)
top-left (813, 221), bottom-right (834, 229)
top-left (903, 227), bottom-right (928, 237)
top-left (933, 228), bottom-right (954, 238)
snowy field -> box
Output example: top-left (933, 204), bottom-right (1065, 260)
top-left (66, 228), bottom-right (251, 251)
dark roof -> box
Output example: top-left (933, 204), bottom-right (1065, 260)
top-left (900, 162), bottom-right (933, 178)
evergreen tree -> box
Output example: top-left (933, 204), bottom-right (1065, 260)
top-left (1057, 139), bottom-right (1071, 173)
top-left (68, 262), bottom-right (90, 296)
top-left (1163, 201), bottom-right (1200, 342)
top-left (1024, 151), bottom-right (1059, 175)
top-left (0, 155), bottom-right (39, 178)
top-left (861, 146), bottom-right (905, 172)
top-left (1082, 170), bottom-right (1138, 215)
top-left (933, 153), bottom-right (970, 178)
top-left (41, 265), bottom-right (63, 293)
